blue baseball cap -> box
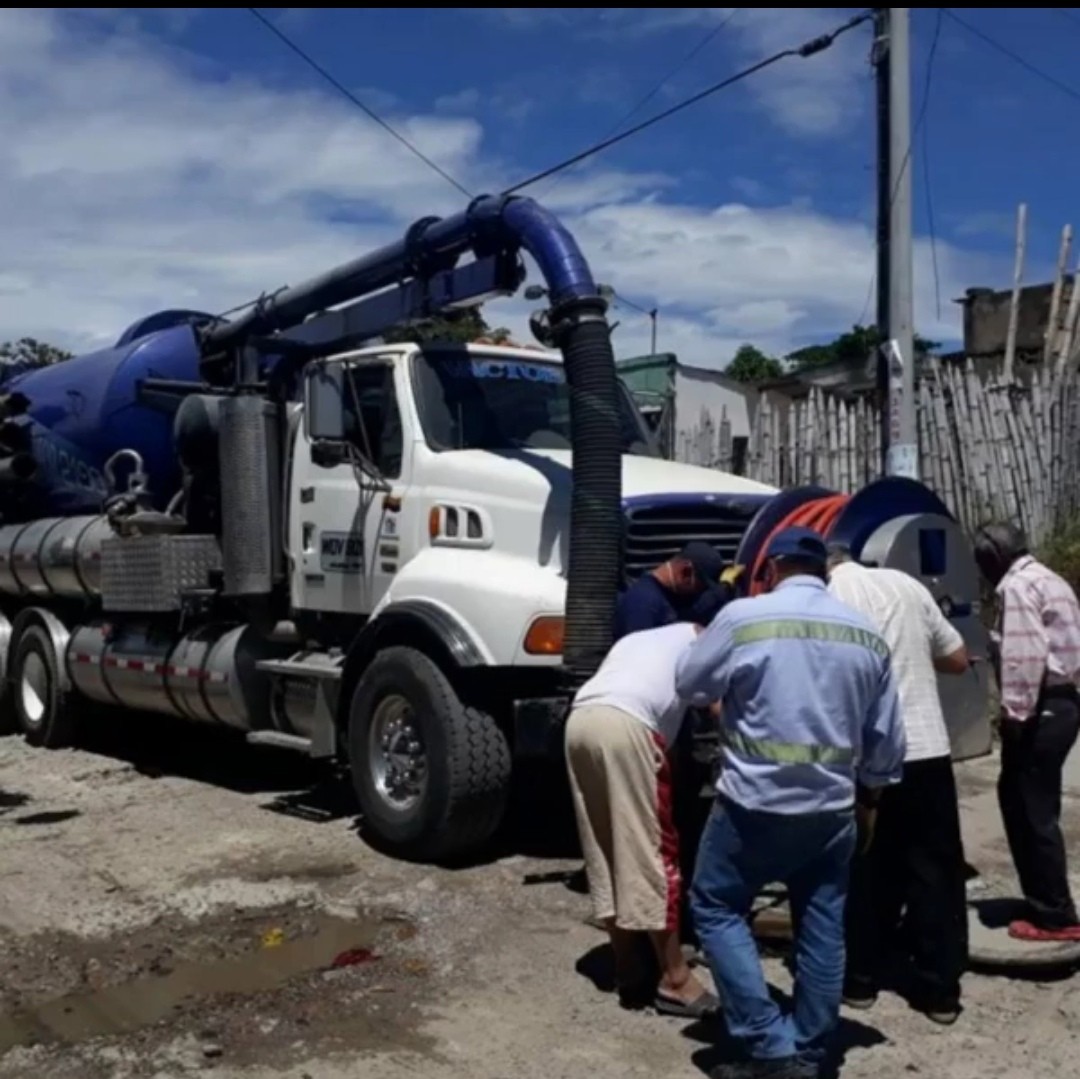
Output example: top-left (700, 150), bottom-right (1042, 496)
top-left (764, 526), bottom-right (828, 566)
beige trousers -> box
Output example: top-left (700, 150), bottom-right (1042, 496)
top-left (564, 703), bottom-right (681, 932)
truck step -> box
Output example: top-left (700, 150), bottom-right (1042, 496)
top-left (256, 656), bottom-right (343, 681)
top-left (246, 730), bottom-right (312, 753)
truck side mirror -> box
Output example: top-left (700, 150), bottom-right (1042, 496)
top-left (305, 363), bottom-right (347, 442)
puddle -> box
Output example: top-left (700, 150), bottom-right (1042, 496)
top-left (0, 913), bottom-right (378, 1052)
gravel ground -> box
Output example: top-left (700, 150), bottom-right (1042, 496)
top-left (2, 713), bottom-right (1080, 1079)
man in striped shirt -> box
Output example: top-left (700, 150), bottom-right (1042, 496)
top-left (974, 522), bottom-right (1080, 942)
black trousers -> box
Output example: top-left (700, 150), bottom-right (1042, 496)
top-left (998, 692), bottom-right (1080, 929)
top-left (845, 755), bottom-right (968, 1004)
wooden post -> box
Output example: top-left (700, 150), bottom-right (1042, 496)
top-left (1046, 224), bottom-right (1073, 369)
top-left (1003, 203), bottom-right (1028, 383)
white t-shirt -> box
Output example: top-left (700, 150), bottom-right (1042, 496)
top-left (571, 622), bottom-right (699, 746)
top-left (828, 561), bottom-right (964, 762)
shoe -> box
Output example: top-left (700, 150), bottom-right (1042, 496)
top-left (1008, 919), bottom-right (1080, 943)
top-left (841, 987), bottom-right (877, 1010)
top-left (710, 1058), bottom-right (817, 1079)
top-left (911, 992), bottom-right (961, 1026)
top-left (925, 1003), bottom-right (961, 1026)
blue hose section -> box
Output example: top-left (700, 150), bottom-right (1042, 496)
top-left (491, 198), bottom-right (598, 304)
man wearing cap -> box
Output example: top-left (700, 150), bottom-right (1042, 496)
top-left (614, 542), bottom-right (741, 641)
top-left (675, 527), bottom-right (906, 1079)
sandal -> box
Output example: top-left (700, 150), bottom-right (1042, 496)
top-left (653, 988), bottom-right (721, 1019)
top-left (1008, 919), bottom-right (1080, 943)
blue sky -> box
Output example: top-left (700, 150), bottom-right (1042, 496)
top-left (3, 7), bottom-right (1080, 367)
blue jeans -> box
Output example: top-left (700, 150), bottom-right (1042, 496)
top-left (691, 798), bottom-right (857, 1063)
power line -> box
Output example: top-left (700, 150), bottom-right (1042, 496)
top-left (611, 10), bottom-right (743, 134)
top-left (503, 10), bottom-right (875, 195)
top-left (943, 9), bottom-right (1080, 106)
top-left (539, 10), bottom-right (741, 199)
top-left (245, 7), bottom-right (472, 198)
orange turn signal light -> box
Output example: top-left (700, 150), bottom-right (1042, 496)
top-left (523, 616), bottom-right (564, 656)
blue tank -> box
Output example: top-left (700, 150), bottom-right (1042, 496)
top-left (0, 312), bottom-right (211, 518)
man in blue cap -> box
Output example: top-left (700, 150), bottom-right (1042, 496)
top-left (675, 526), bottom-right (906, 1079)
top-left (614, 541), bottom-right (742, 641)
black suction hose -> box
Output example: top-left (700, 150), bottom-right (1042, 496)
top-left (554, 298), bottom-right (623, 687)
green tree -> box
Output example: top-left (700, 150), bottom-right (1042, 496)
top-left (0, 337), bottom-right (73, 368)
top-left (725, 343), bottom-right (784, 383)
top-left (785, 324), bottom-right (940, 372)
top-left (381, 308), bottom-right (512, 347)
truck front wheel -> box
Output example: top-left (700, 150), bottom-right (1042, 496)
top-left (348, 646), bottom-right (511, 862)
top-left (12, 625), bottom-right (77, 749)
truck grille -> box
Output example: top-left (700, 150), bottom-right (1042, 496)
top-left (622, 498), bottom-right (766, 580)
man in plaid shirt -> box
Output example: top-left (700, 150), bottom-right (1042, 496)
top-left (975, 522), bottom-right (1080, 942)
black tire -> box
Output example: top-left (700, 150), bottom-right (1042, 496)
top-left (0, 671), bottom-right (13, 737)
top-left (348, 646), bottom-right (511, 862)
top-left (11, 625), bottom-right (77, 749)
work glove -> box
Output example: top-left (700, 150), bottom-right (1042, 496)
top-left (720, 564), bottom-right (745, 587)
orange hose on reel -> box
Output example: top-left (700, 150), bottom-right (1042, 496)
top-left (747, 494), bottom-right (852, 596)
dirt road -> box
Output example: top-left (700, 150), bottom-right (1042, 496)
top-left (2, 716), bottom-right (1080, 1079)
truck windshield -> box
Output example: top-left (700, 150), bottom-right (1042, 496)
top-left (411, 350), bottom-right (657, 456)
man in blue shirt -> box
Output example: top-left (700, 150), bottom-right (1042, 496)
top-left (614, 541), bottom-right (739, 641)
top-left (675, 527), bottom-right (905, 1079)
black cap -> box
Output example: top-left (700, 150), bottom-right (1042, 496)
top-left (678, 541), bottom-right (725, 586)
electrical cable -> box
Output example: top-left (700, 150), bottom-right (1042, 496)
top-left (245, 8), bottom-right (472, 198)
top-left (503, 10), bottom-right (875, 195)
top-left (747, 494), bottom-right (851, 596)
top-left (538, 10), bottom-right (742, 199)
top-left (943, 9), bottom-right (1080, 106)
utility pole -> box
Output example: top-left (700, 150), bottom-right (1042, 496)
top-left (873, 8), bottom-right (918, 480)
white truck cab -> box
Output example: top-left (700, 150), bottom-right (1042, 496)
top-left (294, 341), bottom-right (775, 667)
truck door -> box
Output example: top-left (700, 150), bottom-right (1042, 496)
top-left (290, 358), bottom-right (411, 617)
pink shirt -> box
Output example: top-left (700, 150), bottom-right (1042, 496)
top-left (995, 555), bottom-right (1080, 721)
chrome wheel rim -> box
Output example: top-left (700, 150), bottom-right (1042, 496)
top-left (20, 652), bottom-right (48, 728)
top-left (369, 694), bottom-right (427, 812)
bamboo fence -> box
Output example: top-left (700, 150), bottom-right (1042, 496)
top-left (728, 207), bottom-right (1080, 547)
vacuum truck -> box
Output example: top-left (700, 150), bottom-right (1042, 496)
top-left (0, 194), bottom-right (992, 862)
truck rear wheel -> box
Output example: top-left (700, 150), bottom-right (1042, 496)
top-left (12, 625), bottom-right (77, 749)
top-left (348, 646), bottom-right (511, 862)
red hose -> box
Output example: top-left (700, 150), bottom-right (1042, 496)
top-left (748, 494), bottom-right (851, 597)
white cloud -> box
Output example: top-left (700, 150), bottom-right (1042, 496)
top-left (483, 8), bottom-right (874, 137)
top-left (1, 9), bottom-right (995, 371)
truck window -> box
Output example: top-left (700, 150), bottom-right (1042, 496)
top-left (342, 363), bottom-right (404, 479)
top-left (411, 350), bottom-right (656, 456)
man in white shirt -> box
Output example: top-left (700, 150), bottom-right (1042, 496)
top-left (565, 621), bottom-right (719, 1020)
top-left (826, 544), bottom-right (970, 1025)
